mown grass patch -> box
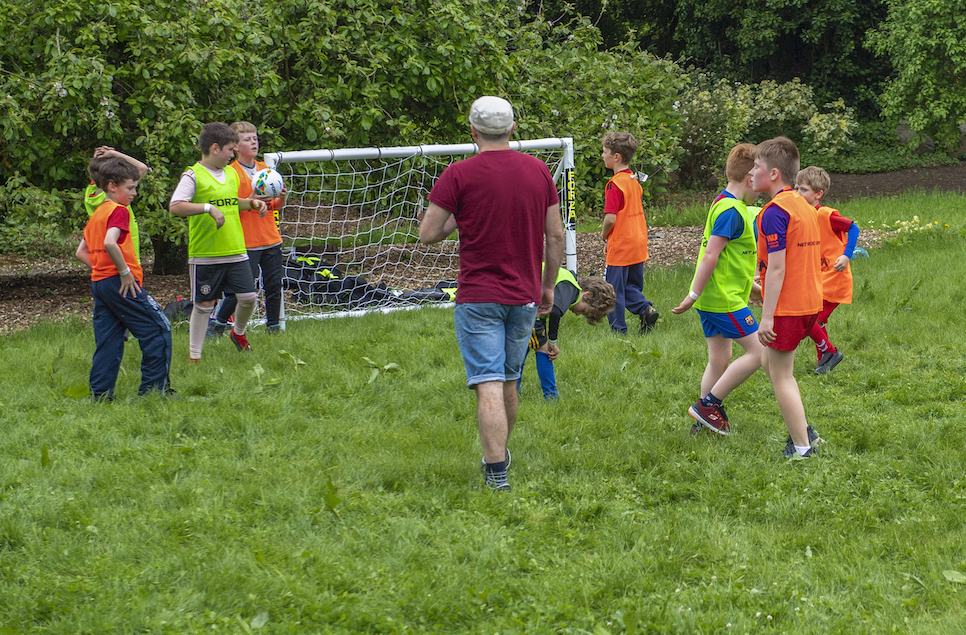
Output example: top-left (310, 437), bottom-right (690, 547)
top-left (1, 192), bottom-right (965, 633)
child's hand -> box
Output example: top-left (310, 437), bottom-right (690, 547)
top-left (757, 317), bottom-right (776, 345)
top-left (833, 255), bottom-right (850, 271)
top-left (208, 205), bottom-right (226, 229)
top-left (749, 283), bottom-right (763, 307)
top-left (671, 296), bottom-right (695, 314)
top-left (547, 343), bottom-right (559, 360)
top-left (118, 271), bottom-right (141, 298)
top-left (93, 146), bottom-right (113, 159)
top-left (250, 198), bottom-right (269, 218)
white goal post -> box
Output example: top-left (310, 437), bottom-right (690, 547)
top-left (262, 137), bottom-right (577, 327)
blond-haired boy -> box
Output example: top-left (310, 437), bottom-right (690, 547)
top-left (674, 143), bottom-right (764, 435)
top-left (750, 137), bottom-right (824, 458)
top-left (795, 166), bottom-right (860, 375)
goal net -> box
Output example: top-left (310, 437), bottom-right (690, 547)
top-left (262, 138), bottom-right (576, 326)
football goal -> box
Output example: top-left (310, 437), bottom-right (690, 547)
top-left (262, 137), bottom-right (576, 326)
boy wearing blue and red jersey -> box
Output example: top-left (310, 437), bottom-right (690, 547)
top-left (795, 166), bottom-right (860, 375)
top-left (75, 158), bottom-right (172, 400)
top-left (601, 132), bottom-right (659, 335)
top-left (674, 143), bottom-right (764, 436)
top-left (750, 137), bottom-right (824, 458)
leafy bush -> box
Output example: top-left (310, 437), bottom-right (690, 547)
top-left (0, 0), bottom-right (687, 245)
top-left (803, 121), bottom-right (961, 174)
top-left (678, 74), bottom-right (857, 186)
top-left (0, 175), bottom-right (83, 257)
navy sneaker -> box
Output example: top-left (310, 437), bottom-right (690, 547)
top-left (206, 319), bottom-right (228, 339)
top-left (815, 350), bottom-right (844, 375)
top-left (783, 427), bottom-right (822, 458)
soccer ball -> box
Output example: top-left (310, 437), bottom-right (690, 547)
top-left (251, 168), bottom-right (285, 198)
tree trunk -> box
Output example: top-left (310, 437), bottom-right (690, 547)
top-left (151, 235), bottom-right (188, 275)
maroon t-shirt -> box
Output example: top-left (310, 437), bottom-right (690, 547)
top-left (429, 150), bottom-right (559, 304)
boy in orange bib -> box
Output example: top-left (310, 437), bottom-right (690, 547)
top-left (209, 121), bottom-right (288, 335)
top-left (795, 166), bottom-right (860, 375)
top-left (750, 137), bottom-right (824, 458)
top-left (76, 158), bottom-right (173, 400)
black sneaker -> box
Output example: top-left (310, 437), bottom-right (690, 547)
top-left (639, 305), bottom-right (660, 334)
top-left (815, 350), bottom-right (844, 375)
top-left (206, 319), bottom-right (228, 339)
top-left (784, 447), bottom-right (815, 459)
top-left (484, 469), bottom-right (511, 492)
top-left (782, 427), bottom-right (822, 457)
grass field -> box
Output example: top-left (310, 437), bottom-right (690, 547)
top-left (2, 192), bottom-right (966, 633)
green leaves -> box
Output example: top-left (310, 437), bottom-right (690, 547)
top-left (362, 356), bottom-right (400, 384)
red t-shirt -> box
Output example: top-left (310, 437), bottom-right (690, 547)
top-left (428, 149), bottom-right (559, 304)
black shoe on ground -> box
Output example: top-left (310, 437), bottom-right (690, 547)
top-left (782, 427), bottom-right (821, 458)
top-left (484, 469), bottom-right (511, 492)
top-left (639, 305), bottom-right (660, 334)
top-left (783, 444), bottom-right (816, 459)
top-left (815, 350), bottom-right (844, 375)
top-left (206, 319), bottom-right (228, 339)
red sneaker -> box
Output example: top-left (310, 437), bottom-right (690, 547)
top-left (688, 400), bottom-right (731, 435)
top-left (229, 329), bottom-right (253, 352)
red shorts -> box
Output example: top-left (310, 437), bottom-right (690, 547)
top-left (769, 313), bottom-right (819, 351)
top-left (817, 300), bottom-right (839, 324)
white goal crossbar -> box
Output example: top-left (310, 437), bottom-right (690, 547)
top-left (262, 138), bottom-right (576, 327)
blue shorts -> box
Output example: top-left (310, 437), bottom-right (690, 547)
top-left (698, 307), bottom-right (758, 340)
top-left (454, 303), bottom-right (538, 387)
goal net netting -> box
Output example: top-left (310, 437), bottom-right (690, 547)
top-left (262, 138), bottom-right (576, 325)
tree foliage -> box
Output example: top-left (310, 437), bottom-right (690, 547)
top-left (0, 0), bottom-right (686, 253)
top-left (533, 0), bottom-right (891, 114)
top-left (868, 0), bottom-right (966, 150)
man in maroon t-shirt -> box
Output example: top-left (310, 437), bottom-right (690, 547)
top-left (420, 96), bottom-right (564, 492)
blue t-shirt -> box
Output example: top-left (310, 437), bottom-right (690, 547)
top-left (758, 202), bottom-right (790, 253)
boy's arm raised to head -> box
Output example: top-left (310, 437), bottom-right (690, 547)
top-left (671, 235), bottom-right (729, 314)
top-left (104, 149), bottom-right (150, 179)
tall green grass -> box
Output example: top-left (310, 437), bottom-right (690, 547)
top-left (1, 192), bottom-right (965, 633)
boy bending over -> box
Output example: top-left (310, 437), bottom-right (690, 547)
top-left (521, 272), bottom-right (616, 399)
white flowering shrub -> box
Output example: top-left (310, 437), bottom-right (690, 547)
top-left (678, 74), bottom-right (857, 186)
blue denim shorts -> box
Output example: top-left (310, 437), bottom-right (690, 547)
top-left (454, 302), bottom-right (538, 387)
